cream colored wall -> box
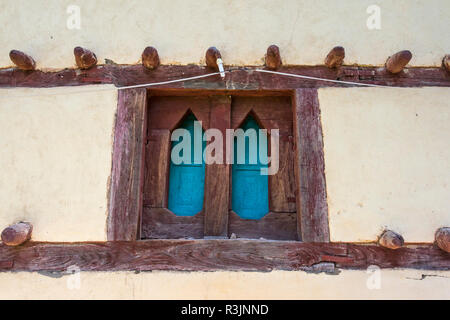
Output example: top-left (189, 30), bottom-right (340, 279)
top-left (0, 0), bottom-right (449, 69)
top-left (0, 269), bottom-right (449, 299)
top-left (0, 86), bottom-right (117, 241)
top-left (320, 87), bottom-right (450, 243)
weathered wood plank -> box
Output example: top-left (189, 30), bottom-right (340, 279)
top-left (204, 95), bottom-right (231, 237)
top-left (141, 207), bottom-right (203, 239)
top-left (228, 211), bottom-right (297, 240)
top-left (107, 88), bottom-right (147, 241)
top-left (1, 65), bottom-right (448, 89)
top-left (269, 136), bottom-right (297, 212)
top-left (0, 240), bottom-right (448, 272)
top-left (292, 89), bottom-right (330, 242)
top-left (143, 129), bottom-right (171, 207)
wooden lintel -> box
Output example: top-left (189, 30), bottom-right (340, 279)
top-left (0, 240), bottom-right (448, 272)
top-left (0, 65), bottom-right (448, 89)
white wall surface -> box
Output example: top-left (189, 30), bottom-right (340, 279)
top-left (320, 87), bottom-right (450, 242)
top-left (0, 86), bottom-right (117, 241)
top-left (0, 0), bottom-right (448, 69)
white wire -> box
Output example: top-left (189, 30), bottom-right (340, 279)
top-left (253, 69), bottom-right (394, 88)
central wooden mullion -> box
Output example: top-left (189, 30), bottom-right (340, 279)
top-left (203, 95), bottom-right (231, 238)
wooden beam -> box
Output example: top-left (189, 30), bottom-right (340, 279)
top-left (1, 222), bottom-right (33, 246)
top-left (74, 47), bottom-right (97, 70)
top-left (142, 46), bottom-right (160, 70)
top-left (203, 95), bottom-right (231, 237)
top-left (0, 240), bottom-right (448, 272)
top-left (385, 50), bottom-right (412, 74)
top-left (324, 46), bottom-right (345, 69)
top-left (292, 89), bottom-right (330, 242)
top-left (107, 88), bottom-right (147, 240)
top-left (0, 65), bottom-right (448, 89)
top-left (9, 50), bottom-right (36, 71)
top-left (265, 45), bottom-right (282, 70)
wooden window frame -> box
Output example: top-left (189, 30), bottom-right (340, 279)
top-left (107, 88), bottom-right (329, 242)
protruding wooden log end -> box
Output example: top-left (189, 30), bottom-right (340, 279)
top-left (265, 45), bottom-right (282, 70)
top-left (378, 230), bottom-right (404, 249)
top-left (9, 50), bottom-right (36, 71)
top-left (74, 46), bottom-right (97, 70)
top-left (1, 222), bottom-right (33, 246)
top-left (443, 55), bottom-right (450, 73)
top-left (435, 227), bottom-right (450, 253)
top-left (142, 46), bottom-right (160, 70)
top-left (324, 46), bottom-right (345, 69)
top-left (205, 47), bottom-right (222, 70)
top-left (385, 50), bottom-right (412, 74)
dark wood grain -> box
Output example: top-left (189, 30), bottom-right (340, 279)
top-left (204, 96), bottom-right (231, 237)
top-left (0, 240), bottom-right (448, 272)
top-left (0, 65), bottom-right (448, 89)
top-left (107, 88), bottom-right (147, 241)
top-left (228, 211), bottom-right (297, 240)
top-left (292, 89), bottom-right (330, 242)
top-left (143, 129), bottom-right (170, 207)
top-left (141, 207), bottom-right (203, 239)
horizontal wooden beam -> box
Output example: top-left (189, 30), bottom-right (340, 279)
top-left (0, 65), bottom-right (448, 89)
top-left (0, 240), bottom-right (448, 272)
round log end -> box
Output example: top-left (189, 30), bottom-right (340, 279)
top-left (378, 230), bottom-right (404, 249)
top-left (386, 50), bottom-right (412, 74)
top-left (74, 46), bottom-right (97, 70)
top-left (1, 222), bottom-right (33, 246)
top-left (324, 46), bottom-right (345, 69)
top-left (142, 46), bottom-right (160, 70)
top-left (9, 50), bottom-right (36, 71)
top-left (205, 47), bottom-right (222, 70)
top-left (435, 227), bottom-right (450, 253)
top-left (443, 55), bottom-right (450, 72)
top-left (265, 45), bottom-right (282, 70)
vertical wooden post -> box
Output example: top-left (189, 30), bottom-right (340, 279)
top-left (204, 95), bottom-right (231, 238)
top-left (107, 88), bottom-right (147, 240)
top-left (292, 89), bottom-right (330, 242)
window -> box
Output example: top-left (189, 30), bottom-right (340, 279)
top-left (141, 93), bottom-right (298, 240)
top-left (168, 113), bottom-right (205, 216)
top-left (231, 115), bottom-right (269, 219)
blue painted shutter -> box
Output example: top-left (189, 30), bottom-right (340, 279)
top-left (232, 116), bottom-right (269, 219)
top-left (168, 114), bottom-right (205, 216)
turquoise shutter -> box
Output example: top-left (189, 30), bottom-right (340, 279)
top-left (232, 116), bottom-right (269, 219)
top-left (168, 114), bottom-right (205, 216)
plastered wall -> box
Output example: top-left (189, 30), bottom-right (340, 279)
top-left (0, 86), bottom-right (117, 241)
top-left (0, 269), bottom-right (449, 299)
top-left (0, 0), bottom-right (449, 69)
top-left (320, 87), bottom-right (450, 242)
top-left (1, 87), bottom-right (449, 242)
